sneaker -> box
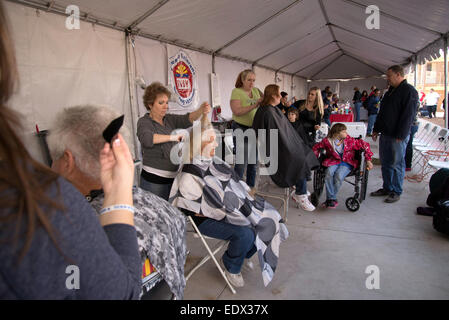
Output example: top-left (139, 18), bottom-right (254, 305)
top-left (370, 188), bottom-right (390, 197)
top-left (322, 199), bottom-right (338, 209)
top-left (292, 194), bottom-right (316, 211)
top-left (385, 192), bottom-right (400, 203)
top-left (223, 269), bottom-right (245, 288)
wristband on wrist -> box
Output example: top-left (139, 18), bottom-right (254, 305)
top-left (99, 204), bottom-right (135, 216)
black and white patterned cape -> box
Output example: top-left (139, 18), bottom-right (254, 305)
top-left (169, 157), bottom-right (288, 286)
top-left (90, 187), bottom-right (186, 300)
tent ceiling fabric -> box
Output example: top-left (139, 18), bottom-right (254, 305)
top-left (8, 0), bottom-right (449, 80)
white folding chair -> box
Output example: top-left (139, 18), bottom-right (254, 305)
top-left (184, 216), bottom-right (237, 294)
top-left (413, 125), bottom-right (439, 147)
top-left (413, 128), bottom-right (449, 168)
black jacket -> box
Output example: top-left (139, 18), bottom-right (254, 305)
top-left (373, 80), bottom-right (418, 140)
top-left (353, 90), bottom-right (362, 103)
top-left (252, 105), bottom-right (319, 187)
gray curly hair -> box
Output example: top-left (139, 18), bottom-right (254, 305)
top-left (47, 104), bottom-right (130, 181)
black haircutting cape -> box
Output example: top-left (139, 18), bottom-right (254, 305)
top-left (252, 105), bottom-right (319, 188)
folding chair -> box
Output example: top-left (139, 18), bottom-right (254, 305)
top-left (413, 124), bottom-right (439, 147)
top-left (414, 122), bottom-right (431, 142)
top-left (184, 216), bottom-right (237, 294)
top-left (254, 164), bottom-right (291, 222)
top-left (413, 128), bottom-right (449, 166)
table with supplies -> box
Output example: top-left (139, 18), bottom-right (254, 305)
top-left (330, 113), bottom-right (354, 123)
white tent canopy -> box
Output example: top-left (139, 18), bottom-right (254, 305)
top-left (7, 0), bottom-right (449, 79)
top-left (3, 0), bottom-right (449, 164)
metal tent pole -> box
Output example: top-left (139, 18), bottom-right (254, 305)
top-left (444, 36), bottom-right (448, 129)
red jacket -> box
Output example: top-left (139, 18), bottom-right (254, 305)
top-left (312, 135), bottom-right (373, 168)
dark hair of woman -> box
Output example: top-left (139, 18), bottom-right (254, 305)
top-left (0, 1), bottom-right (64, 263)
top-left (260, 84), bottom-right (280, 107)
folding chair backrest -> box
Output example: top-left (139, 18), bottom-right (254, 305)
top-left (423, 125), bottom-right (440, 144)
top-left (417, 123), bottom-right (431, 138)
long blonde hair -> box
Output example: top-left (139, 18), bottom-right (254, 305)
top-left (299, 87), bottom-right (324, 117)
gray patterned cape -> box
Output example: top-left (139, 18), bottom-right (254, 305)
top-left (90, 187), bottom-right (186, 300)
top-left (169, 157), bottom-right (289, 286)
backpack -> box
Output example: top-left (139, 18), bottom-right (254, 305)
top-left (433, 200), bottom-right (449, 236)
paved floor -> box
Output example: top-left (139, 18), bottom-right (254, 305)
top-left (183, 134), bottom-right (449, 300)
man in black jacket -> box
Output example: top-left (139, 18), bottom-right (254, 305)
top-left (370, 65), bottom-right (419, 203)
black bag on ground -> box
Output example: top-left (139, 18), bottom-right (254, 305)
top-left (433, 200), bottom-right (449, 236)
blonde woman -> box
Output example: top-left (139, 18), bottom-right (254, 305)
top-left (294, 87), bottom-right (324, 147)
top-left (230, 69), bottom-right (263, 190)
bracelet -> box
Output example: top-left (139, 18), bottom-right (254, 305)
top-left (99, 204), bottom-right (135, 216)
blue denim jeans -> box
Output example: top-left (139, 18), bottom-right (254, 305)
top-left (354, 102), bottom-right (362, 122)
top-left (325, 163), bottom-right (353, 200)
top-left (295, 178), bottom-right (308, 195)
top-left (379, 135), bottom-right (410, 195)
top-left (140, 176), bottom-right (173, 201)
top-left (367, 114), bottom-right (377, 134)
top-left (198, 219), bottom-right (257, 274)
top-left (232, 121), bottom-right (258, 188)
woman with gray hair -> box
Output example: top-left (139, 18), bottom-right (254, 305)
top-left (48, 105), bottom-right (187, 300)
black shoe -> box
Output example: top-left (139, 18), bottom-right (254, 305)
top-left (370, 188), bottom-right (390, 197)
top-left (416, 207), bottom-right (435, 216)
top-left (385, 192), bottom-right (400, 203)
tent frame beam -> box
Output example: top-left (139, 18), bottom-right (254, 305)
top-left (342, 0), bottom-right (443, 37)
top-left (253, 25), bottom-right (327, 64)
top-left (294, 49), bottom-right (341, 76)
top-left (276, 41), bottom-right (338, 72)
top-left (331, 23), bottom-right (415, 54)
top-left (310, 53), bottom-right (345, 79)
top-left (213, 0), bottom-right (304, 55)
top-left (344, 53), bottom-right (386, 75)
top-left (126, 0), bottom-right (170, 30)
top-left (317, 0), bottom-right (343, 52)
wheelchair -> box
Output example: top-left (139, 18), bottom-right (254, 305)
top-left (310, 148), bottom-right (369, 212)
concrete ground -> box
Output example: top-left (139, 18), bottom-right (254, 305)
top-left (183, 131), bottom-right (449, 300)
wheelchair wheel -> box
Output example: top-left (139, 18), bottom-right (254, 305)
top-left (360, 167), bottom-right (369, 202)
top-left (346, 197), bottom-right (360, 212)
top-left (311, 192), bottom-right (319, 207)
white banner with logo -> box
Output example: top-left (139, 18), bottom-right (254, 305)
top-left (168, 49), bottom-right (199, 111)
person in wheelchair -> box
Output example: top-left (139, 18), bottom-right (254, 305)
top-left (312, 123), bottom-right (374, 209)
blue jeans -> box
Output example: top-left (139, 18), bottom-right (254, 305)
top-left (379, 135), bottom-right (410, 195)
top-left (198, 219), bottom-right (257, 274)
top-left (325, 163), bottom-right (353, 200)
top-left (367, 114), bottom-right (377, 134)
top-left (324, 117), bottom-right (331, 127)
top-left (140, 176), bottom-right (173, 201)
top-left (295, 178), bottom-right (308, 195)
top-left (354, 102), bottom-right (362, 122)
top-left (232, 122), bottom-right (258, 187)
